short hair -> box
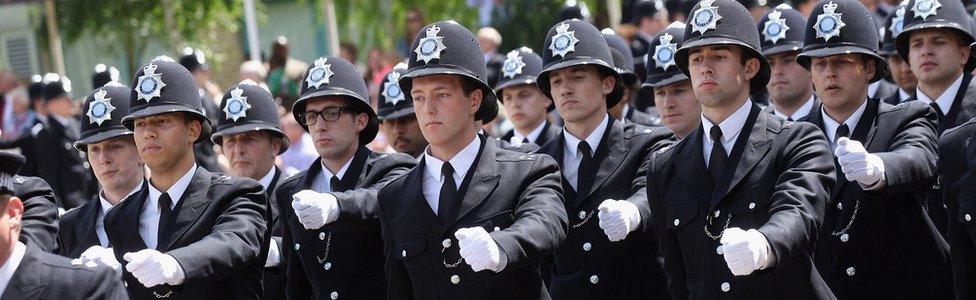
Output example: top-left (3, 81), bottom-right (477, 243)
top-left (477, 27), bottom-right (502, 46)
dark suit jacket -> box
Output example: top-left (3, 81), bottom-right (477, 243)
top-left (625, 104), bottom-right (659, 127)
top-left (58, 196), bottom-right (105, 258)
top-left (0, 119), bottom-right (44, 177)
top-left (939, 118), bottom-right (976, 300)
top-left (261, 168), bottom-right (286, 300)
top-left (34, 117), bottom-right (92, 209)
top-left (0, 244), bottom-right (127, 300)
top-left (379, 137), bottom-right (568, 300)
top-left (14, 176), bottom-right (58, 253)
top-left (872, 80), bottom-right (899, 101)
top-left (803, 99), bottom-right (951, 299)
top-left (500, 121), bottom-right (561, 148)
top-left (537, 117), bottom-right (673, 299)
top-left (277, 147), bottom-right (415, 299)
top-left (104, 166), bottom-right (267, 300)
top-left (647, 104), bottom-right (837, 299)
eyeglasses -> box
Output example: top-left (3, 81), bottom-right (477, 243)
top-left (301, 106), bottom-right (349, 126)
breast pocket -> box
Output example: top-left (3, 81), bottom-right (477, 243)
top-left (475, 210), bottom-right (514, 233)
top-left (395, 237), bottom-right (430, 279)
top-left (728, 182), bottom-right (775, 228)
top-left (664, 201), bottom-right (704, 280)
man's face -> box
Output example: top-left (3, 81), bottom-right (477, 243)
top-left (411, 75), bottom-right (481, 147)
top-left (46, 97), bottom-right (74, 118)
top-left (87, 136), bottom-right (144, 193)
top-left (653, 80), bottom-right (701, 138)
top-left (887, 54), bottom-right (918, 93)
top-left (502, 84), bottom-right (552, 130)
top-left (548, 65), bottom-right (614, 124)
top-left (133, 113), bottom-right (201, 171)
top-left (380, 115), bottom-right (428, 157)
top-left (766, 51), bottom-right (813, 105)
top-left (908, 29), bottom-right (970, 85)
top-left (221, 131), bottom-right (280, 180)
top-left (687, 45), bottom-right (759, 108)
top-left (811, 54), bottom-right (875, 111)
top-left (304, 97), bottom-right (367, 161)
top-left (0, 196), bottom-right (24, 262)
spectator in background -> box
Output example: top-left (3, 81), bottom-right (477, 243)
top-left (340, 42), bottom-right (366, 72)
top-left (365, 48), bottom-right (395, 108)
top-left (276, 113), bottom-right (317, 176)
top-left (267, 36), bottom-right (308, 110)
top-left (239, 60), bottom-right (270, 91)
top-left (1, 87), bottom-right (31, 141)
top-left (478, 27), bottom-right (506, 89)
top-left (0, 71), bottom-right (16, 135)
top-left (396, 9), bottom-right (425, 59)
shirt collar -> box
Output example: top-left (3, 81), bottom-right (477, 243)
top-left (100, 179), bottom-right (144, 215)
top-left (148, 164), bottom-right (197, 209)
top-left (620, 105), bottom-right (630, 124)
top-left (916, 74), bottom-right (963, 115)
top-left (321, 155), bottom-right (355, 183)
top-left (424, 135), bottom-right (481, 184)
top-left (868, 81), bottom-right (881, 98)
top-left (0, 241), bottom-right (27, 296)
top-left (822, 98), bottom-right (868, 142)
top-left (258, 167), bottom-right (276, 190)
top-left (563, 114), bottom-right (610, 158)
top-left (513, 120), bottom-right (548, 144)
top-left (898, 88), bottom-right (913, 102)
top-left (772, 95), bottom-right (815, 120)
top-left (702, 99), bottom-right (753, 144)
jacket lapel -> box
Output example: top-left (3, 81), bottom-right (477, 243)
top-left (162, 167), bottom-right (213, 251)
top-left (674, 127), bottom-right (712, 203)
top-left (111, 185), bottom-right (149, 253)
top-left (76, 197), bottom-right (102, 249)
top-left (2, 247), bottom-right (45, 300)
top-left (946, 73), bottom-right (976, 131)
top-left (341, 147), bottom-right (371, 191)
top-left (404, 162), bottom-right (441, 233)
top-left (582, 119), bottom-right (628, 202)
top-left (447, 140), bottom-right (501, 230)
top-left (710, 105), bottom-right (772, 210)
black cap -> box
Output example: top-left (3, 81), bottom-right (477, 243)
top-left (92, 64), bottom-right (120, 89)
top-left (879, 2), bottom-right (909, 56)
top-left (676, 0), bottom-right (771, 93)
top-left (602, 28), bottom-right (640, 86)
top-left (212, 80), bottom-right (289, 154)
top-left (798, 0), bottom-right (888, 83)
top-left (122, 56), bottom-right (212, 143)
top-left (293, 55), bottom-right (378, 145)
top-left (75, 82), bottom-right (134, 151)
top-left (644, 22), bottom-right (691, 88)
top-left (41, 73), bottom-right (72, 101)
top-left (179, 47), bottom-right (209, 72)
top-left (896, 0), bottom-right (976, 70)
top-left (398, 20), bottom-right (498, 123)
top-left (0, 152), bottom-right (25, 196)
top-left (28, 75), bottom-right (44, 101)
top-left (631, 0), bottom-right (666, 24)
top-left (758, 4), bottom-right (807, 56)
top-left (377, 62), bottom-right (414, 121)
top-left (538, 19), bottom-right (625, 108)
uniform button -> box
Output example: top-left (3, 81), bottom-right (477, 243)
top-left (578, 211), bottom-right (587, 220)
top-left (294, 243), bottom-right (300, 251)
top-left (748, 202), bottom-right (756, 210)
top-left (837, 202), bottom-right (843, 210)
top-left (401, 250), bottom-right (407, 258)
top-left (716, 245), bottom-right (724, 255)
top-left (494, 226), bottom-right (500, 232)
top-left (451, 275), bottom-right (460, 284)
top-left (673, 219), bottom-right (680, 226)
top-left (319, 232), bottom-right (326, 240)
top-left (967, 214), bottom-right (972, 222)
top-left (590, 275), bottom-right (599, 284)
top-left (124, 281), bottom-right (128, 287)
top-left (713, 210), bottom-right (720, 218)
top-left (721, 282), bottom-right (731, 292)
top-left (846, 267), bottom-right (856, 276)
top-left (840, 233), bottom-right (849, 243)
top-left (582, 242), bottom-right (592, 252)
top-left (442, 239), bottom-right (452, 248)
top-left (324, 262), bottom-right (332, 270)
top-left (330, 291), bottom-right (338, 299)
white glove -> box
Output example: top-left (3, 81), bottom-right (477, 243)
top-left (72, 246), bottom-right (121, 270)
top-left (597, 199), bottom-right (642, 242)
top-left (123, 249), bottom-right (186, 287)
top-left (835, 137), bottom-right (886, 188)
top-left (720, 227), bottom-right (774, 276)
top-left (266, 238), bottom-right (282, 268)
top-left (455, 227), bottom-right (505, 273)
top-left (291, 189), bottom-right (339, 230)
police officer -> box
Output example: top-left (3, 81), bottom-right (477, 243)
top-left (179, 47), bottom-right (223, 173)
top-left (879, 1), bottom-right (917, 105)
top-left (795, 0), bottom-right (951, 298)
top-left (496, 47), bottom-right (560, 147)
top-left (647, 0), bottom-right (837, 298)
top-left (645, 22), bottom-right (702, 139)
top-left (34, 73), bottom-right (93, 209)
top-left (7, 159), bottom-right (59, 254)
top-left (92, 63), bottom-right (120, 89)
top-left (939, 116), bottom-right (976, 299)
top-left (603, 29), bottom-right (658, 126)
top-left (104, 57), bottom-right (267, 299)
top-left (897, 0), bottom-right (976, 236)
top-left (210, 79), bottom-right (290, 299)
top-left (0, 75), bottom-right (45, 178)
top-left (758, 4), bottom-right (818, 121)
top-left (276, 55), bottom-right (416, 299)
top-left (379, 20), bottom-right (568, 299)
top-left (378, 62), bottom-right (429, 158)
top-left (59, 82), bottom-right (145, 264)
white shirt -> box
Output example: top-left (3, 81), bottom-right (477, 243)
top-left (97, 180), bottom-right (144, 247)
top-left (422, 136), bottom-right (481, 215)
top-left (562, 114), bottom-right (610, 190)
top-left (772, 95), bottom-right (815, 121)
top-left (822, 99), bottom-right (868, 147)
top-left (867, 81), bottom-right (882, 99)
top-left (258, 167), bottom-right (277, 191)
top-left (141, 164), bottom-right (197, 249)
top-left (898, 88), bottom-right (913, 103)
top-left (510, 120), bottom-right (548, 146)
top-left (916, 74), bottom-right (963, 116)
top-left (0, 242), bottom-right (26, 296)
top-left (702, 99), bottom-right (753, 167)
top-left (620, 105), bottom-right (631, 124)
top-left (312, 156), bottom-right (353, 193)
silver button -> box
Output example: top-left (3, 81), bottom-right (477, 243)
top-left (583, 242), bottom-right (592, 252)
top-left (837, 202), bottom-right (843, 210)
top-left (840, 233), bottom-right (849, 243)
top-left (721, 282), bottom-right (731, 292)
top-left (124, 281), bottom-right (128, 287)
top-left (846, 267), bottom-right (856, 276)
top-left (319, 232), bottom-right (326, 240)
top-left (589, 275), bottom-right (599, 284)
top-left (294, 243), bottom-right (300, 251)
top-left (494, 226), bottom-right (501, 232)
top-left (714, 210), bottom-right (720, 218)
top-left (967, 214), bottom-right (972, 222)
top-left (716, 245), bottom-right (724, 255)
top-left (330, 291), bottom-right (338, 299)
top-left (578, 211), bottom-right (587, 220)
top-left (673, 219), bottom-right (680, 226)
top-left (442, 239), bottom-right (452, 248)
top-left (451, 275), bottom-right (460, 284)
top-left (324, 262), bottom-right (332, 270)
top-left (401, 250), bottom-right (407, 258)
top-left (748, 202), bottom-right (756, 210)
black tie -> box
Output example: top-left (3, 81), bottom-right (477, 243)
top-left (330, 176), bottom-right (342, 192)
top-left (576, 141), bottom-right (596, 201)
top-left (709, 126), bottom-right (728, 185)
top-left (157, 193), bottom-right (173, 250)
top-left (835, 124), bottom-right (850, 145)
top-left (930, 102), bottom-right (946, 130)
top-left (522, 137), bottom-right (530, 145)
top-left (438, 163), bottom-right (459, 226)
top-left (787, 117), bottom-right (794, 122)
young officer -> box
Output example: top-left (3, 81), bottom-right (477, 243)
top-left (645, 22), bottom-right (702, 139)
top-left (377, 62), bottom-right (429, 158)
top-left (758, 4), bottom-right (818, 121)
top-left (496, 47), bottom-right (560, 147)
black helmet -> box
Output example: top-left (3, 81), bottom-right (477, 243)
top-left (212, 80), bottom-right (289, 154)
top-left (92, 64), bottom-right (121, 89)
top-left (797, 0), bottom-right (888, 83)
top-left (122, 56), bottom-right (211, 143)
top-left (631, 0), bottom-right (667, 24)
top-left (293, 55), bottom-right (378, 145)
top-left (644, 22), bottom-right (691, 88)
top-left (676, 0), bottom-right (771, 93)
top-left (41, 73), bottom-right (72, 101)
top-left (377, 62), bottom-right (414, 121)
top-left (28, 74), bottom-right (44, 101)
top-left (602, 28), bottom-right (640, 86)
top-left (559, 4), bottom-right (590, 22)
top-left (538, 19), bottom-right (625, 108)
top-left (758, 4), bottom-right (807, 56)
top-left (494, 47), bottom-right (553, 112)
top-left (896, 0), bottom-right (976, 70)
top-left (879, 1), bottom-right (909, 56)
top-left (75, 82), bottom-right (134, 151)
top-left (398, 20), bottom-right (498, 123)
top-left (179, 47), bottom-right (209, 72)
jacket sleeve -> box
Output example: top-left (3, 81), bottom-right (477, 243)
top-left (19, 177), bottom-right (59, 253)
top-left (871, 103), bottom-right (938, 196)
top-left (334, 154), bottom-right (416, 222)
top-left (378, 182), bottom-right (414, 300)
top-left (646, 152), bottom-right (689, 300)
top-left (626, 130), bottom-right (674, 234)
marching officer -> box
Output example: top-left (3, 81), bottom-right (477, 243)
top-left (276, 55), bottom-right (416, 299)
top-left (179, 47), bottom-right (223, 173)
top-left (758, 4), bottom-right (819, 121)
top-left (646, 0), bottom-right (837, 298)
top-left (0, 76), bottom-right (45, 177)
top-left (378, 62), bottom-right (429, 158)
top-left (104, 57), bottom-right (268, 299)
top-left (897, 0), bottom-right (976, 237)
top-left (8, 155), bottom-right (58, 254)
top-left (603, 29), bottom-right (657, 127)
top-left (496, 47), bottom-right (561, 147)
top-left (644, 22), bottom-right (701, 139)
top-left (210, 79), bottom-right (291, 299)
top-left (379, 20), bottom-right (568, 299)
top-left (534, 19), bottom-right (673, 299)
top-left (59, 82), bottom-right (145, 264)
top-left (795, 0), bottom-right (951, 298)
top-left (92, 63), bottom-right (121, 89)
top-left (34, 73), bottom-right (93, 209)
top-left (939, 117), bottom-right (976, 299)
top-left (879, 2), bottom-right (917, 105)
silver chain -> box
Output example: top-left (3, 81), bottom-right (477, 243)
top-left (315, 232), bottom-right (333, 264)
top-left (572, 210), bottom-right (595, 229)
top-left (830, 200), bottom-right (860, 236)
top-left (704, 214), bottom-right (732, 241)
top-left (153, 290), bottom-right (173, 299)
top-left (442, 242), bottom-right (464, 268)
